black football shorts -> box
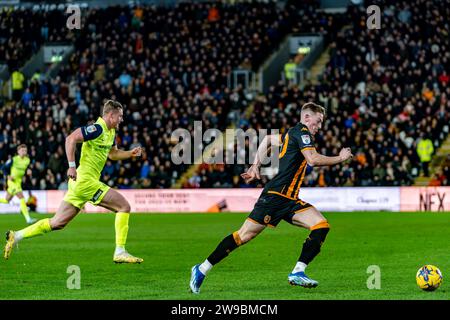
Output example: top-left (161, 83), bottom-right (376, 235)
top-left (248, 192), bottom-right (313, 227)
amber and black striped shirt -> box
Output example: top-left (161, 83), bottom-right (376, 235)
top-left (262, 123), bottom-right (315, 200)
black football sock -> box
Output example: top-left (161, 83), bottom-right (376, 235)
top-left (298, 228), bottom-right (330, 265)
top-left (207, 232), bottom-right (242, 265)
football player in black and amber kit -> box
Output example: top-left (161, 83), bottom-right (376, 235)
top-left (190, 102), bottom-right (353, 293)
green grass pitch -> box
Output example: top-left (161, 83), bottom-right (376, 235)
top-left (0, 211), bottom-right (448, 300)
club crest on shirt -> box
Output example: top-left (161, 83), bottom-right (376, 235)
top-left (301, 135), bottom-right (311, 145)
top-left (264, 215), bottom-right (271, 224)
top-left (86, 125), bottom-right (97, 133)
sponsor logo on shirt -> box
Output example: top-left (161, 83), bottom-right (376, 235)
top-left (86, 125), bottom-right (97, 133)
top-left (301, 135), bottom-right (311, 145)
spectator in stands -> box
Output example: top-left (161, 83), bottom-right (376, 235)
top-left (47, 147), bottom-right (64, 177)
top-left (11, 69), bottom-right (25, 102)
top-left (416, 133), bottom-right (434, 177)
top-left (443, 164), bottom-right (450, 186)
top-left (428, 175), bottom-right (439, 186)
top-left (21, 88), bottom-right (33, 107)
top-left (208, 5), bottom-right (220, 22)
top-left (284, 58), bottom-right (297, 85)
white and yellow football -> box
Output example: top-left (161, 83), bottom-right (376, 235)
top-left (416, 265), bottom-right (443, 291)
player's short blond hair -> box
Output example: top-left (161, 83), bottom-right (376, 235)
top-left (17, 144), bottom-right (27, 151)
top-left (102, 100), bottom-right (123, 116)
top-left (301, 102), bottom-right (326, 118)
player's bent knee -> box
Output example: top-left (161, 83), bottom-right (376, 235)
top-left (119, 202), bottom-right (131, 213)
top-left (309, 219), bottom-right (330, 231)
top-left (237, 229), bottom-right (258, 244)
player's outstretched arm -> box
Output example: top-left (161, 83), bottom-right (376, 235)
top-left (65, 128), bottom-right (85, 181)
top-left (302, 147), bottom-right (353, 167)
top-left (108, 146), bottom-right (143, 161)
top-left (241, 134), bottom-right (280, 184)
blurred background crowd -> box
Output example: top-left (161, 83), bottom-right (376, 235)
top-left (1, 0), bottom-right (449, 191)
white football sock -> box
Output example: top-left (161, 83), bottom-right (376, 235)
top-left (199, 259), bottom-right (213, 275)
top-left (15, 230), bottom-right (24, 242)
top-left (114, 246), bottom-right (126, 256)
top-left (292, 261), bottom-right (307, 273)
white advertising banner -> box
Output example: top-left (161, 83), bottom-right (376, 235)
top-left (0, 190), bottom-right (47, 214)
top-left (45, 189), bottom-right (263, 213)
top-left (299, 187), bottom-right (400, 212)
top-left (0, 187), bottom-right (447, 214)
top-left (298, 187), bottom-right (346, 211)
top-left (343, 187), bottom-right (401, 212)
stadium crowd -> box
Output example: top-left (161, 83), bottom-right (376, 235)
top-left (1, 0), bottom-right (449, 191)
top-left (186, 0), bottom-right (450, 188)
top-left (0, 8), bottom-right (72, 70)
top-left (1, 1), bottom-right (331, 190)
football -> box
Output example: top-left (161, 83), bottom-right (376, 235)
top-left (416, 265), bottom-right (443, 291)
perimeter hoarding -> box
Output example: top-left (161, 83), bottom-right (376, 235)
top-left (400, 187), bottom-right (449, 212)
top-left (2, 187), bottom-right (447, 214)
